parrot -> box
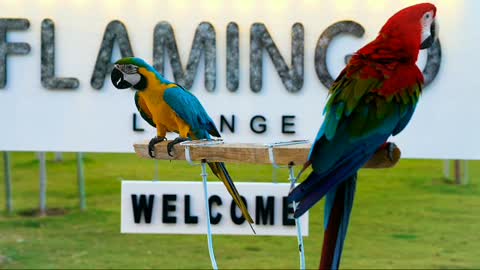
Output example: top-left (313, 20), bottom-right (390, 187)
top-left (110, 57), bottom-right (255, 230)
top-left (287, 3), bottom-right (438, 269)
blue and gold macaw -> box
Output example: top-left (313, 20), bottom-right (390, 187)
top-left (111, 57), bottom-right (254, 227)
top-left (288, 3), bottom-right (437, 269)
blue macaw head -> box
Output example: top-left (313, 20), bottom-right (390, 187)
top-left (111, 57), bottom-right (153, 90)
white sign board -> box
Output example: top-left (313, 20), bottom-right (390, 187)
top-left (0, 0), bottom-right (477, 159)
top-left (121, 181), bottom-right (309, 236)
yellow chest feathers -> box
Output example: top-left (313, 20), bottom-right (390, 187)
top-left (136, 68), bottom-right (188, 132)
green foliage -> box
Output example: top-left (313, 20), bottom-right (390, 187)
top-left (0, 153), bottom-right (479, 269)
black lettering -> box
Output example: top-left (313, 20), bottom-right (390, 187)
top-left (250, 23), bottom-right (304, 93)
top-left (282, 115), bottom-right (295, 134)
top-left (250, 115), bottom-right (266, 134)
top-left (0, 18), bottom-right (31, 88)
top-left (133, 113), bottom-right (144, 132)
top-left (153, 22), bottom-right (216, 91)
top-left (162, 194), bottom-right (177, 223)
top-left (315, 21), bottom-right (365, 89)
top-left (282, 197), bottom-right (295, 226)
top-left (91, 20), bottom-right (134, 89)
top-left (131, 194), bottom-right (155, 224)
top-left (184, 195), bottom-right (198, 224)
top-left (255, 196), bottom-right (275, 225)
top-left (226, 22), bottom-right (239, 92)
top-left (220, 114), bottom-right (235, 133)
top-left (230, 196), bottom-right (247, 225)
top-left (41, 19), bottom-right (79, 90)
top-left (423, 39), bottom-right (442, 87)
top-left (209, 195), bottom-right (223, 225)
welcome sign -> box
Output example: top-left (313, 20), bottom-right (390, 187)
top-left (0, 0), bottom-right (477, 159)
top-left (121, 181), bottom-right (309, 236)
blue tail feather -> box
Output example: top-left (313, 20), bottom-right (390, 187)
top-left (292, 151), bottom-right (366, 218)
top-left (328, 175), bottom-right (357, 269)
top-left (288, 142), bottom-right (366, 204)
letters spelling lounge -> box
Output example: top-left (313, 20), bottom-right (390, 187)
top-left (131, 194), bottom-right (297, 226)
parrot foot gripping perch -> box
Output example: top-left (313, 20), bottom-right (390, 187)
top-left (167, 137), bottom-right (190, 157)
top-left (264, 139), bottom-right (310, 270)
top-left (148, 136), bottom-right (167, 158)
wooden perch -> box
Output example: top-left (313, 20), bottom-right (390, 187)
top-left (134, 141), bottom-right (401, 169)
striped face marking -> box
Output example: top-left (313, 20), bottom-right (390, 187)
top-left (114, 64), bottom-right (141, 86)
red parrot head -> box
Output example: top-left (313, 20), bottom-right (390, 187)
top-left (381, 3), bottom-right (437, 48)
top-left (358, 3), bottom-right (437, 62)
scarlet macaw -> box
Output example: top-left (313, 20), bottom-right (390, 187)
top-left (110, 58), bottom-right (254, 227)
top-left (288, 3), bottom-right (438, 269)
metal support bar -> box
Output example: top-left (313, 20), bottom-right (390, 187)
top-left (201, 160), bottom-right (218, 270)
top-left (38, 152), bottom-right (47, 216)
top-left (3, 152), bottom-right (12, 214)
top-left (443, 160), bottom-right (450, 179)
top-left (454, 160), bottom-right (461, 185)
top-left (265, 140), bottom-right (309, 270)
top-left (265, 140), bottom-right (309, 184)
top-left (54, 152), bottom-right (63, 162)
top-left (181, 139), bottom-right (224, 166)
top-left (462, 160), bottom-right (469, 185)
top-left (289, 164), bottom-right (306, 270)
top-left (154, 160), bottom-right (160, 181)
top-left (76, 152), bottom-right (86, 211)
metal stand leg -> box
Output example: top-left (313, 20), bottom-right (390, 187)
top-left (77, 153), bottom-right (86, 211)
top-left (179, 140), bottom-right (224, 269)
top-left (289, 165), bottom-right (306, 270)
top-left (462, 160), bottom-right (469, 185)
top-left (265, 140), bottom-right (309, 270)
top-left (454, 160), bottom-right (461, 185)
top-left (443, 160), bottom-right (450, 179)
top-left (3, 152), bottom-right (12, 214)
top-left (201, 160), bottom-right (218, 270)
top-left (39, 152), bottom-right (47, 216)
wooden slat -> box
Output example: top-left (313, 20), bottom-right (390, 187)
top-left (134, 140), bottom-right (401, 169)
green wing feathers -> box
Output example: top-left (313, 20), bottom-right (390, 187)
top-left (322, 68), bottom-right (421, 141)
top-left (208, 162), bottom-right (254, 224)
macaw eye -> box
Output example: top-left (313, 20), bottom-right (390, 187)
top-left (123, 64), bottom-right (138, 74)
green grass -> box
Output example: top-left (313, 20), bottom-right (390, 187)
top-left (0, 153), bottom-right (479, 269)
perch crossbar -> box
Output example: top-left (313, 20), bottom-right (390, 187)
top-left (133, 139), bottom-right (401, 270)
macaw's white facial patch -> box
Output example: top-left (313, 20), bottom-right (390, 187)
top-left (420, 11), bottom-right (435, 44)
top-left (123, 72), bottom-right (141, 86)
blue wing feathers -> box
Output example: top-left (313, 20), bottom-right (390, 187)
top-left (291, 133), bottom-right (386, 218)
top-left (163, 86), bottom-right (220, 139)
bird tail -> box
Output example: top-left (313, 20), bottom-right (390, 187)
top-left (208, 162), bottom-right (255, 225)
top-left (319, 174), bottom-right (357, 270)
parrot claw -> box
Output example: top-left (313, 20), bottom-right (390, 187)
top-left (148, 136), bottom-right (166, 158)
top-left (167, 137), bottom-right (189, 157)
top-left (386, 142), bottom-right (397, 162)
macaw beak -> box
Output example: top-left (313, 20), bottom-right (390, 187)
top-left (111, 65), bottom-right (132, 89)
top-left (420, 18), bottom-right (437, 50)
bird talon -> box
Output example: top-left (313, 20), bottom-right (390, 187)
top-left (167, 142), bottom-right (175, 157)
top-left (148, 136), bottom-right (166, 158)
top-left (167, 137), bottom-right (189, 157)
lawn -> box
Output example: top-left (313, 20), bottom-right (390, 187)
top-left (0, 152), bottom-right (479, 269)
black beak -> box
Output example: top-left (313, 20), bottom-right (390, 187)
top-left (111, 66), bottom-right (132, 89)
top-left (420, 20), bottom-right (437, 50)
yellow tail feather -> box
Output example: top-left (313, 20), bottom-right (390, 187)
top-left (208, 162), bottom-right (254, 224)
